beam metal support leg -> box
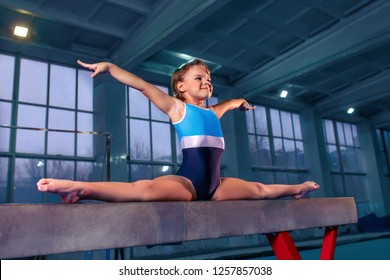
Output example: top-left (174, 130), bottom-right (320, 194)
top-left (266, 231), bottom-right (302, 260)
top-left (320, 226), bottom-right (338, 260)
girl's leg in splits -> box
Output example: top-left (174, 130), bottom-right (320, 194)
top-left (37, 175), bottom-right (196, 203)
top-left (211, 177), bottom-right (319, 201)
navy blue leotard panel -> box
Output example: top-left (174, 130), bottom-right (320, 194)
top-left (173, 104), bottom-right (224, 200)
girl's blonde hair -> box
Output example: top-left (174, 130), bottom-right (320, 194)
top-left (171, 59), bottom-right (210, 101)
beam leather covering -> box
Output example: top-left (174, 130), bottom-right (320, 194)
top-left (0, 197), bottom-right (357, 259)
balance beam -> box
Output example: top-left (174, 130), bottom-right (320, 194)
top-left (0, 197), bottom-right (357, 260)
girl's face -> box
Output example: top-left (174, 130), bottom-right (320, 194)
top-left (180, 65), bottom-right (213, 102)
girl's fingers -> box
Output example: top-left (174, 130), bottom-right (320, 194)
top-left (91, 69), bottom-right (100, 78)
top-left (77, 60), bottom-right (99, 77)
top-left (77, 60), bottom-right (95, 70)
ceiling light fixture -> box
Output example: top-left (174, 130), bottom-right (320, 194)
top-left (280, 90), bottom-right (288, 98)
top-left (14, 26), bottom-right (29, 38)
top-left (347, 108), bottom-right (355, 114)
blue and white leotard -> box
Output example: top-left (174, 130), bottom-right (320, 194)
top-left (173, 103), bottom-right (224, 200)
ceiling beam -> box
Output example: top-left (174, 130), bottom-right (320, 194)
top-left (114, 0), bottom-right (232, 69)
top-left (371, 111), bottom-right (390, 129)
top-left (314, 69), bottom-right (390, 115)
top-left (105, 0), bottom-right (153, 15)
top-left (237, 0), bottom-right (390, 99)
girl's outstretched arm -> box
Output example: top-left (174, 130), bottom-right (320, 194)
top-left (77, 60), bottom-right (183, 121)
top-left (211, 98), bottom-right (255, 118)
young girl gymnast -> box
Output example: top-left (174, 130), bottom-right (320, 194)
top-left (37, 59), bottom-right (319, 203)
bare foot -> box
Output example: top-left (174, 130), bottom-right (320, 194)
top-left (37, 178), bottom-right (81, 204)
top-left (294, 181), bottom-right (320, 199)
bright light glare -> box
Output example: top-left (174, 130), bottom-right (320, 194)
top-left (162, 165), bottom-right (169, 172)
top-left (347, 108), bottom-right (355, 114)
top-left (280, 90), bottom-right (288, 98)
top-left (14, 26), bottom-right (29, 37)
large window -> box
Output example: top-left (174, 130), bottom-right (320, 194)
top-left (246, 106), bottom-right (307, 184)
top-left (0, 54), bottom-right (97, 203)
top-left (377, 129), bottom-right (390, 181)
top-left (323, 120), bottom-right (367, 205)
top-left (126, 86), bottom-right (176, 181)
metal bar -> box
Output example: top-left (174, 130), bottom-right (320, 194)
top-left (266, 232), bottom-right (302, 260)
top-left (1, 124), bottom-right (112, 184)
top-left (106, 135), bottom-right (111, 182)
top-left (0, 124), bottom-right (110, 136)
top-left (320, 226), bottom-right (339, 260)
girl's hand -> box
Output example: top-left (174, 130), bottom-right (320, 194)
top-left (77, 60), bottom-right (111, 78)
top-left (238, 99), bottom-right (255, 111)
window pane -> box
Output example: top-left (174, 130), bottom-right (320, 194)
top-left (13, 158), bottom-right (44, 203)
top-left (0, 157), bottom-right (8, 203)
top-left (274, 172), bottom-right (288, 183)
top-left (342, 147), bottom-right (358, 172)
top-left (324, 119), bottom-right (335, 144)
top-left (78, 70), bottom-right (93, 111)
top-left (76, 161), bottom-right (94, 181)
top-left (299, 173), bottom-right (309, 183)
top-left (296, 140), bottom-right (305, 169)
top-left (344, 147), bottom-right (359, 173)
top-left (345, 175), bottom-right (366, 202)
top-left (327, 144), bottom-right (340, 172)
top-left (379, 152), bottom-right (387, 174)
top-left (248, 135), bottom-right (258, 166)
top-left (48, 132), bottom-right (75, 156)
top-left (16, 105), bottom-right (46, 153)
top-left (254, 106), bottom-right (268, 135)
top-left (152, 122), bottom-right (172, 161)
top-left (0, 102), bottom-right (11, 123)
top-left (257, 136), bottom-right (271, 166)
top-left (385, 131), bottom-right (390, 148)
top-left (287, 172), bottom-right (300, 184)
top-left (151, 86), bottom-right (169, 121)
top-left (292, 114), bottom-right (302, 140)
top-left (130, 119), bottom-right (150, 160)
top-left (273, 138), bottom-right (285, 167)
top-left (332, 174), bottom-right (344, 197)
top-left (49, 108), bottom-right (75, 130)
top-left (337, 122), bottom-right (345, 145)
top-left (351, 125), bottom-right (359, 147)
top-left (343, 123), bottom-right (353, 146)
top-left (252, 171), bottom-right (274, 184)
top-left (130, 164), bottom-right (152, 181)
top-left (77, 112), bottom-right (93, 157)
top-left (77, 111), bottom-right (93, 131)
top-left (47, 160), bottom-right (74, 179)
top-left (284, 139), bottom-right (297, 169)
top-left (339, 146), bottom-right (347, 168)
top-left (0, 54), bottom-right (15, 100)
top-left (355, 149), bottom-right (364, 173)
top-left (0, 102), bottom-right (11, 151)
top-left (48, 109), bottom-right (75, 156)
top-left (245, 111), bottom-right (255, 134)
top-left (19, 58), bottom-right (48, 104)
top-left (281, 111), bottom-right (293, 138)
top-left (129, 88), bottom-right (149, 118)
top-left (175, 134), bottom-right (182, 163)
top-left (376, 129), bottom-right (384, 151)
top-left (270, 109), bottom-right (281, 137)
top-left (49, 64), bottom-right (76, 109)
